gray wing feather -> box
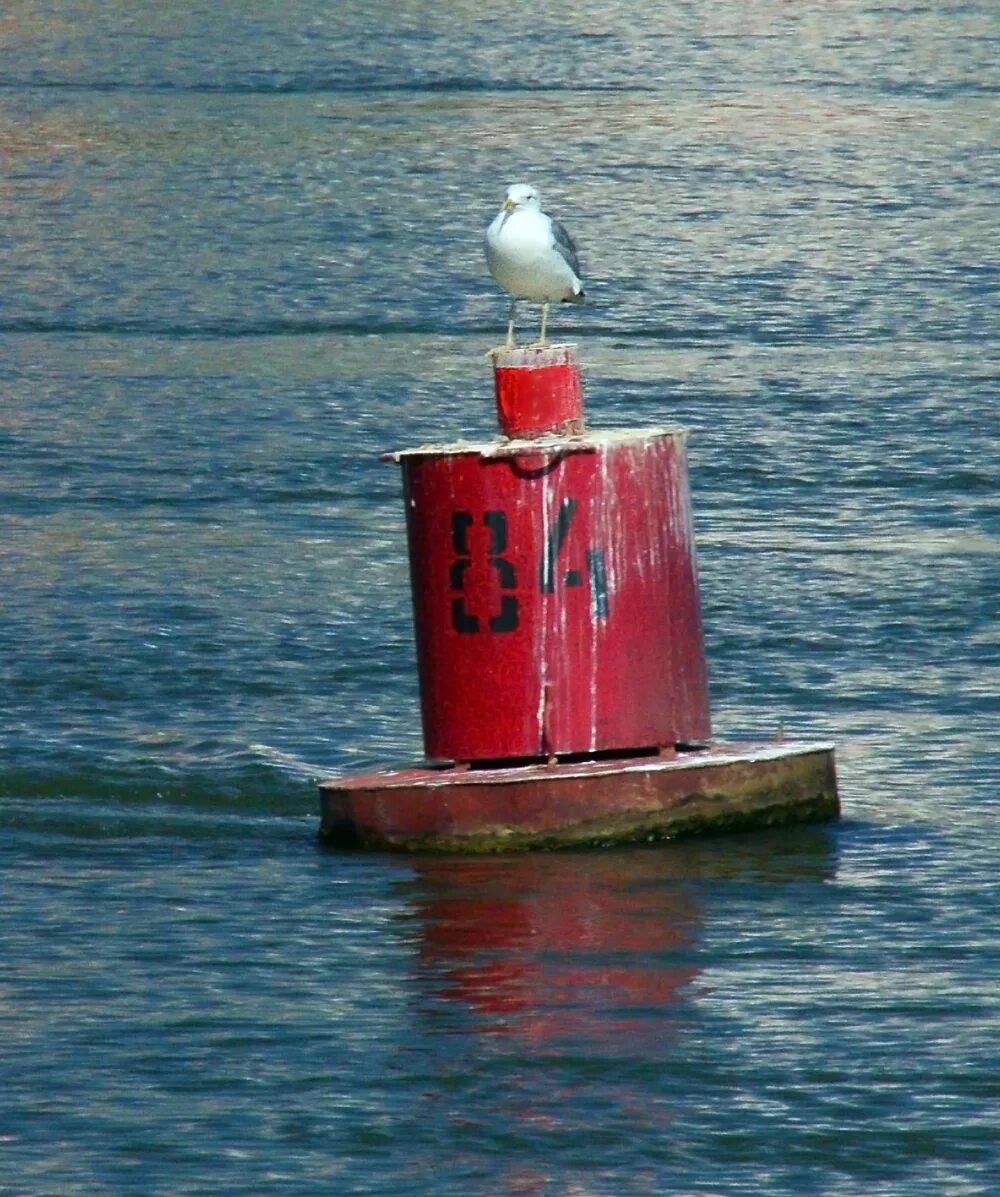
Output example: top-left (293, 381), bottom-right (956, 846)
top-left (549, 217), bottom-right (582, 279)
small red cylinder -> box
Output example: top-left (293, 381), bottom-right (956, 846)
top-left (492, 344), bottom-right (584, 439)
top-left (393, 429), bottom-right (711, 763)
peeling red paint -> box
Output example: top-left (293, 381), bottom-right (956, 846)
top-left (399, 429), bottom-right (710, 762)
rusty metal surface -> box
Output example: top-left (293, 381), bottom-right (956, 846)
top-left (397, 429), bottom-right (711, 762)
top-left (319, 742), bottom-right (839, 852)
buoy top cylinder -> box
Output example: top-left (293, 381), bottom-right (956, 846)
top-left (492, 344), bottom-right (584, 439)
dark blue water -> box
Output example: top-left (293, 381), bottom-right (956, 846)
top-left (2, 3), bottom-right (998, 1193)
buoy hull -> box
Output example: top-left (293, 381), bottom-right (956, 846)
top-left (393, 428), bottom-right (711, 763)
top-left (318, 742), bottom-right (839, 853)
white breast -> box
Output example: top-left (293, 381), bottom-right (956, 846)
top-left (486, 208), bottom-right (580, 303)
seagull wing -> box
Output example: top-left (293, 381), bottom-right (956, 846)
top-left (549, 216), bottom-right (582, 280)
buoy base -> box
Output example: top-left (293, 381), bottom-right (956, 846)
top-left (318, 742), bottom-right (839, 853)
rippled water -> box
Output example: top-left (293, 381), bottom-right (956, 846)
top-left (2, 2), bottom-right (998, 1194)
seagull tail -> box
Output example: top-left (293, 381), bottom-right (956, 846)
top-left (563, 285), bottom-right (585, 305)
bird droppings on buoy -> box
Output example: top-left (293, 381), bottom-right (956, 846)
top-left (318, 340), bottom-right (839, 853)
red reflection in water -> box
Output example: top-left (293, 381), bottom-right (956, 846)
top-left (411, 849), bottom-right (703, 1046)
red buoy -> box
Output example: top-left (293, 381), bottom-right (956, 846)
top-left (320, 343), bottom-right (839, 851)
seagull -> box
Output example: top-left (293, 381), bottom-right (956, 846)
top-left (485, 183), bottom-right (585, 349)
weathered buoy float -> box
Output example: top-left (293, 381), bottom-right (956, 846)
top-left (319, 345), bottom-right (838, 851)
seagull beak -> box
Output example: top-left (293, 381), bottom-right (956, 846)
top-left (503, 197), bottom-right (515, 211)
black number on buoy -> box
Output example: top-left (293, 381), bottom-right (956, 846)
top-left (539, 497), bottom-right (578, 594)
top-left (539, 497), bottom-right (609, 619)
top-left (449, 510), bottom-right (519, 634)
top-left (587, 547), bottom-right (609, 618)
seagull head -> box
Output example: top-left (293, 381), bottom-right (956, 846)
top-left (503, 183), bottom-right (541, 212)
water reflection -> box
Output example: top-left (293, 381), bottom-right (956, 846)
top-left (403, 830), bottom-right (838, 1048)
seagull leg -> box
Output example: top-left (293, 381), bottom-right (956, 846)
top-left (505, 299), bottom-right (518, 349)
top-left (538, 302), bottom-right (550, 346)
